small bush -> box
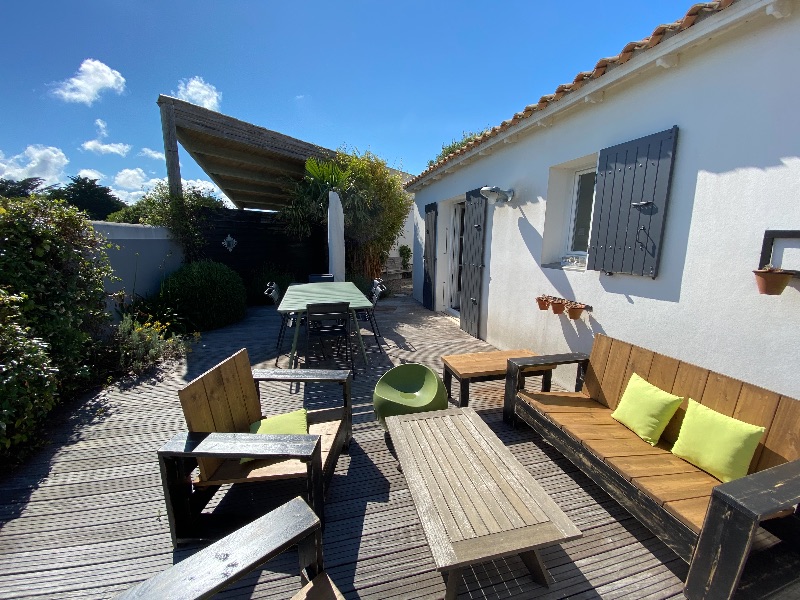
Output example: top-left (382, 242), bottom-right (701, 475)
top-left (245, 264), bottom-right (294, 305)
top-left (116, 315), bottom-right (187, 375)
top-left (0, 291), bottom-right (58, 459)
top-left (398, 244), bottom-right (412, 270)
top-left (160, 261), bottom-right (246, 331)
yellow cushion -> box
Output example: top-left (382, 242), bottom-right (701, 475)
top-left (671, 399), bottom-right (765, 483)
top-left (611, 373), bottom-right (683, 445)
top-left (240, 409), bottom-right (308, 464)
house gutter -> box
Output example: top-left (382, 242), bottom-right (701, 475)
top-left (406, 0), bottom-right (790, 192)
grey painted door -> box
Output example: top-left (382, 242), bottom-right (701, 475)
top-left (459, 189), bottom-right (487, 338)
top-left (423, 203), bottom-right (437, 310)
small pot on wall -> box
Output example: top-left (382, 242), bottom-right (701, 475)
top-left (536, 296), bottom-right (550, 310)
top-left (566, 303), bottom-right (586, 320)
top-left (550, 299), bottom-right (566, 314)
top-left (753, 269), bottom-right (793, 295)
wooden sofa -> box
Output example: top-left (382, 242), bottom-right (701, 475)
top-left (503, 333), bottom-right (800, 599)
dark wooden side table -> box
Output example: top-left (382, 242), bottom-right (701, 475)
top-left (441, 349), bottom-right (554, 407)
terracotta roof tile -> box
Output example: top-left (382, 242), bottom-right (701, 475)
top-left (407, 0), bottom-right (737, 189)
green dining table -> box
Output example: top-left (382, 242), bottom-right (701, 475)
top-left (277, 281), bottom-right (373, 368)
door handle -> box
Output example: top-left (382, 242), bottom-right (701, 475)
top-left (471, 298), bottom-right (478, 305)
top-left (631, 200), bottom-right (653, 207)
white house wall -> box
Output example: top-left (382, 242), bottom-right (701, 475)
top-left (411, 8), bottom-right (800, 398)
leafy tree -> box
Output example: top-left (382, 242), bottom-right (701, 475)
top-left (107, 181), bottom-right (225, 261)
top-left (427, 128), bottom-right (491, 167)
top-left (0, 177), bottom-right (45, 198)
top-left (282, 151), bottom-right (412, 278)
top-left (48, 176), bottom-right (126, 220)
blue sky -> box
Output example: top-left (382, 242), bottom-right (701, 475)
top-left (2, 1), bottom-right (684, 204)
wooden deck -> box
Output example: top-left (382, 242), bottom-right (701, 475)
top-left (0, 294), bottom-right (791, 599)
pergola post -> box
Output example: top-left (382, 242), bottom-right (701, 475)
top-left (158, 96), bottom-right (183, 198)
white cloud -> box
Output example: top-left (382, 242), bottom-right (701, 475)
top-left (113, 189), bottom-right (146, 205)
top-left (108, 175), bottom-right (231, 206)
top-left (51, 59), bottom-right (126, 106)
top-left (0, 145), bottom-right (69, 185)
top-left (114, 168), bottom-right (150, 190)
top-left (139, 147), bottom-right (165, 161)
top-left (175, 76), bottom-right (221, 111)
top-left (82, 139), bottom-right (132, 156)
top-left (95, 118), bottom-right (109, 138)
top-left (82, 119), bottom-right (131, 156)
top-left (295, 94), bottom-right (306, 100)
top-left (77, 168), bottom-right (105, 181)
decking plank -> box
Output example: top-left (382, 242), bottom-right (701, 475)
top-left (0, 299), bottom-right (726, 599)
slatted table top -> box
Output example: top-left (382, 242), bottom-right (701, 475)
top-left (441, 349), bottom-right (552, 379)
top-left (386, 407), bottom-right (581, 571)
top-left (277, 282), bottom-right (373, 313)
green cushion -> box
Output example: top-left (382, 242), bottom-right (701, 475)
top-left (610, 373), bottom-right (683, 445)
top-left (671, 399), bottom-right (765, 483)
top-left (240, 408), bottom-right (308, 464)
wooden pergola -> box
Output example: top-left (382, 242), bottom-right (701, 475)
top-left (157, 95), bottom-right (334, 210)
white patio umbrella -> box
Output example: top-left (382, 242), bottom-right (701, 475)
top-left (327, 190), bottom-right (346, 282)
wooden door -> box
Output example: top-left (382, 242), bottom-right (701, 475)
top-left (459, 189), bottom-right (487, 338)
top-left (423, 203), bottom-right (438, 310)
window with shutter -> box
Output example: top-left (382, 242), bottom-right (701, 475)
top-left (587, 126), bottom-right (679, 278)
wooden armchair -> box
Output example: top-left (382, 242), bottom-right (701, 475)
top-left (162, 348), bottom-right (352, 546)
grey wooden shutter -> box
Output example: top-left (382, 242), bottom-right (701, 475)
top-left (588, 126), bottom-right (678, 278)
top-left (459, 189), bottom-right (487, 338)
top-left (422, 203), bottom-right (437, 310)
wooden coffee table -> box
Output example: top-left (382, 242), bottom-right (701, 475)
top-left (441, 349), bottom-right (555, 407)
top-left (386, 408), bottom-right (581, 599)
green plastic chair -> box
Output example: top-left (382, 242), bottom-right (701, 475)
top-left (373, 363), bottom-right (448, 428)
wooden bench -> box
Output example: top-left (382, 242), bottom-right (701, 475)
top-left (170, 349), bottom-right (351, 545)
top-left (503, 333), bottom-right (800, 599)
top-left (117, 496), bottom-right (344, 599)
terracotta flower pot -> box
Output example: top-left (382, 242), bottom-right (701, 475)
top-left (550, 300), bottom-right (566, 314)
top-left (567, 305), bottom-right (585, 320)
top-left (753, 270), bottom-right (793, 295)
top-left (536, 297), bottom-right (550, 310)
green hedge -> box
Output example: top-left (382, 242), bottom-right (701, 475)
top-left (0, 196), bottom-right (112, 396)
top-left (0, 291), bottom-right (58, 457)
top-left (160, 261), bottom-right (247, 331)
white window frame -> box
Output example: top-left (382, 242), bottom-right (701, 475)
top-left (562, 167), bottom-right (597, 269)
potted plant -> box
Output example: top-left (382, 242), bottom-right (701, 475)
top-left (536, 295), bottom-right (550, 310)
top-left (566, 301), bottom-right (586, 320)
top-left (753, 264), bottom-right (793, 295)
top-left (550, 298), bottom-right (566, 314)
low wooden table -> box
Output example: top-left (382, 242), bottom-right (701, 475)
top-left (441, 349), bottom-right (555, 406)
top-left (386, 408), bottom-right (581, 599)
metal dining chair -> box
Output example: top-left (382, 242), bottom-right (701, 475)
top-left (266, 282), bottom-right (304, 366)
top-left (354, 278), bottom-right (386, 350)
top-left (305, 302), bottom-right (354, 375)
top-left (308, 274), bottom-right (335, 283)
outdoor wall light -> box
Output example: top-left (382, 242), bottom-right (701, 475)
top-left (480, 186), bottom-right (514, 204)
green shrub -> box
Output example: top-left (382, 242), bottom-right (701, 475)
top-left (116, 314), bottom-right (187, 375)
top-left (398, 244), bottom-right (412, 270)
top-left (0, 291), bottom-right (58, 459)
top-left (245, 264), bottom-right (294, 305)
top-left (0, 196), bottom-right (113, 396)
top-left (160, 261), bottom-right (246, 331)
